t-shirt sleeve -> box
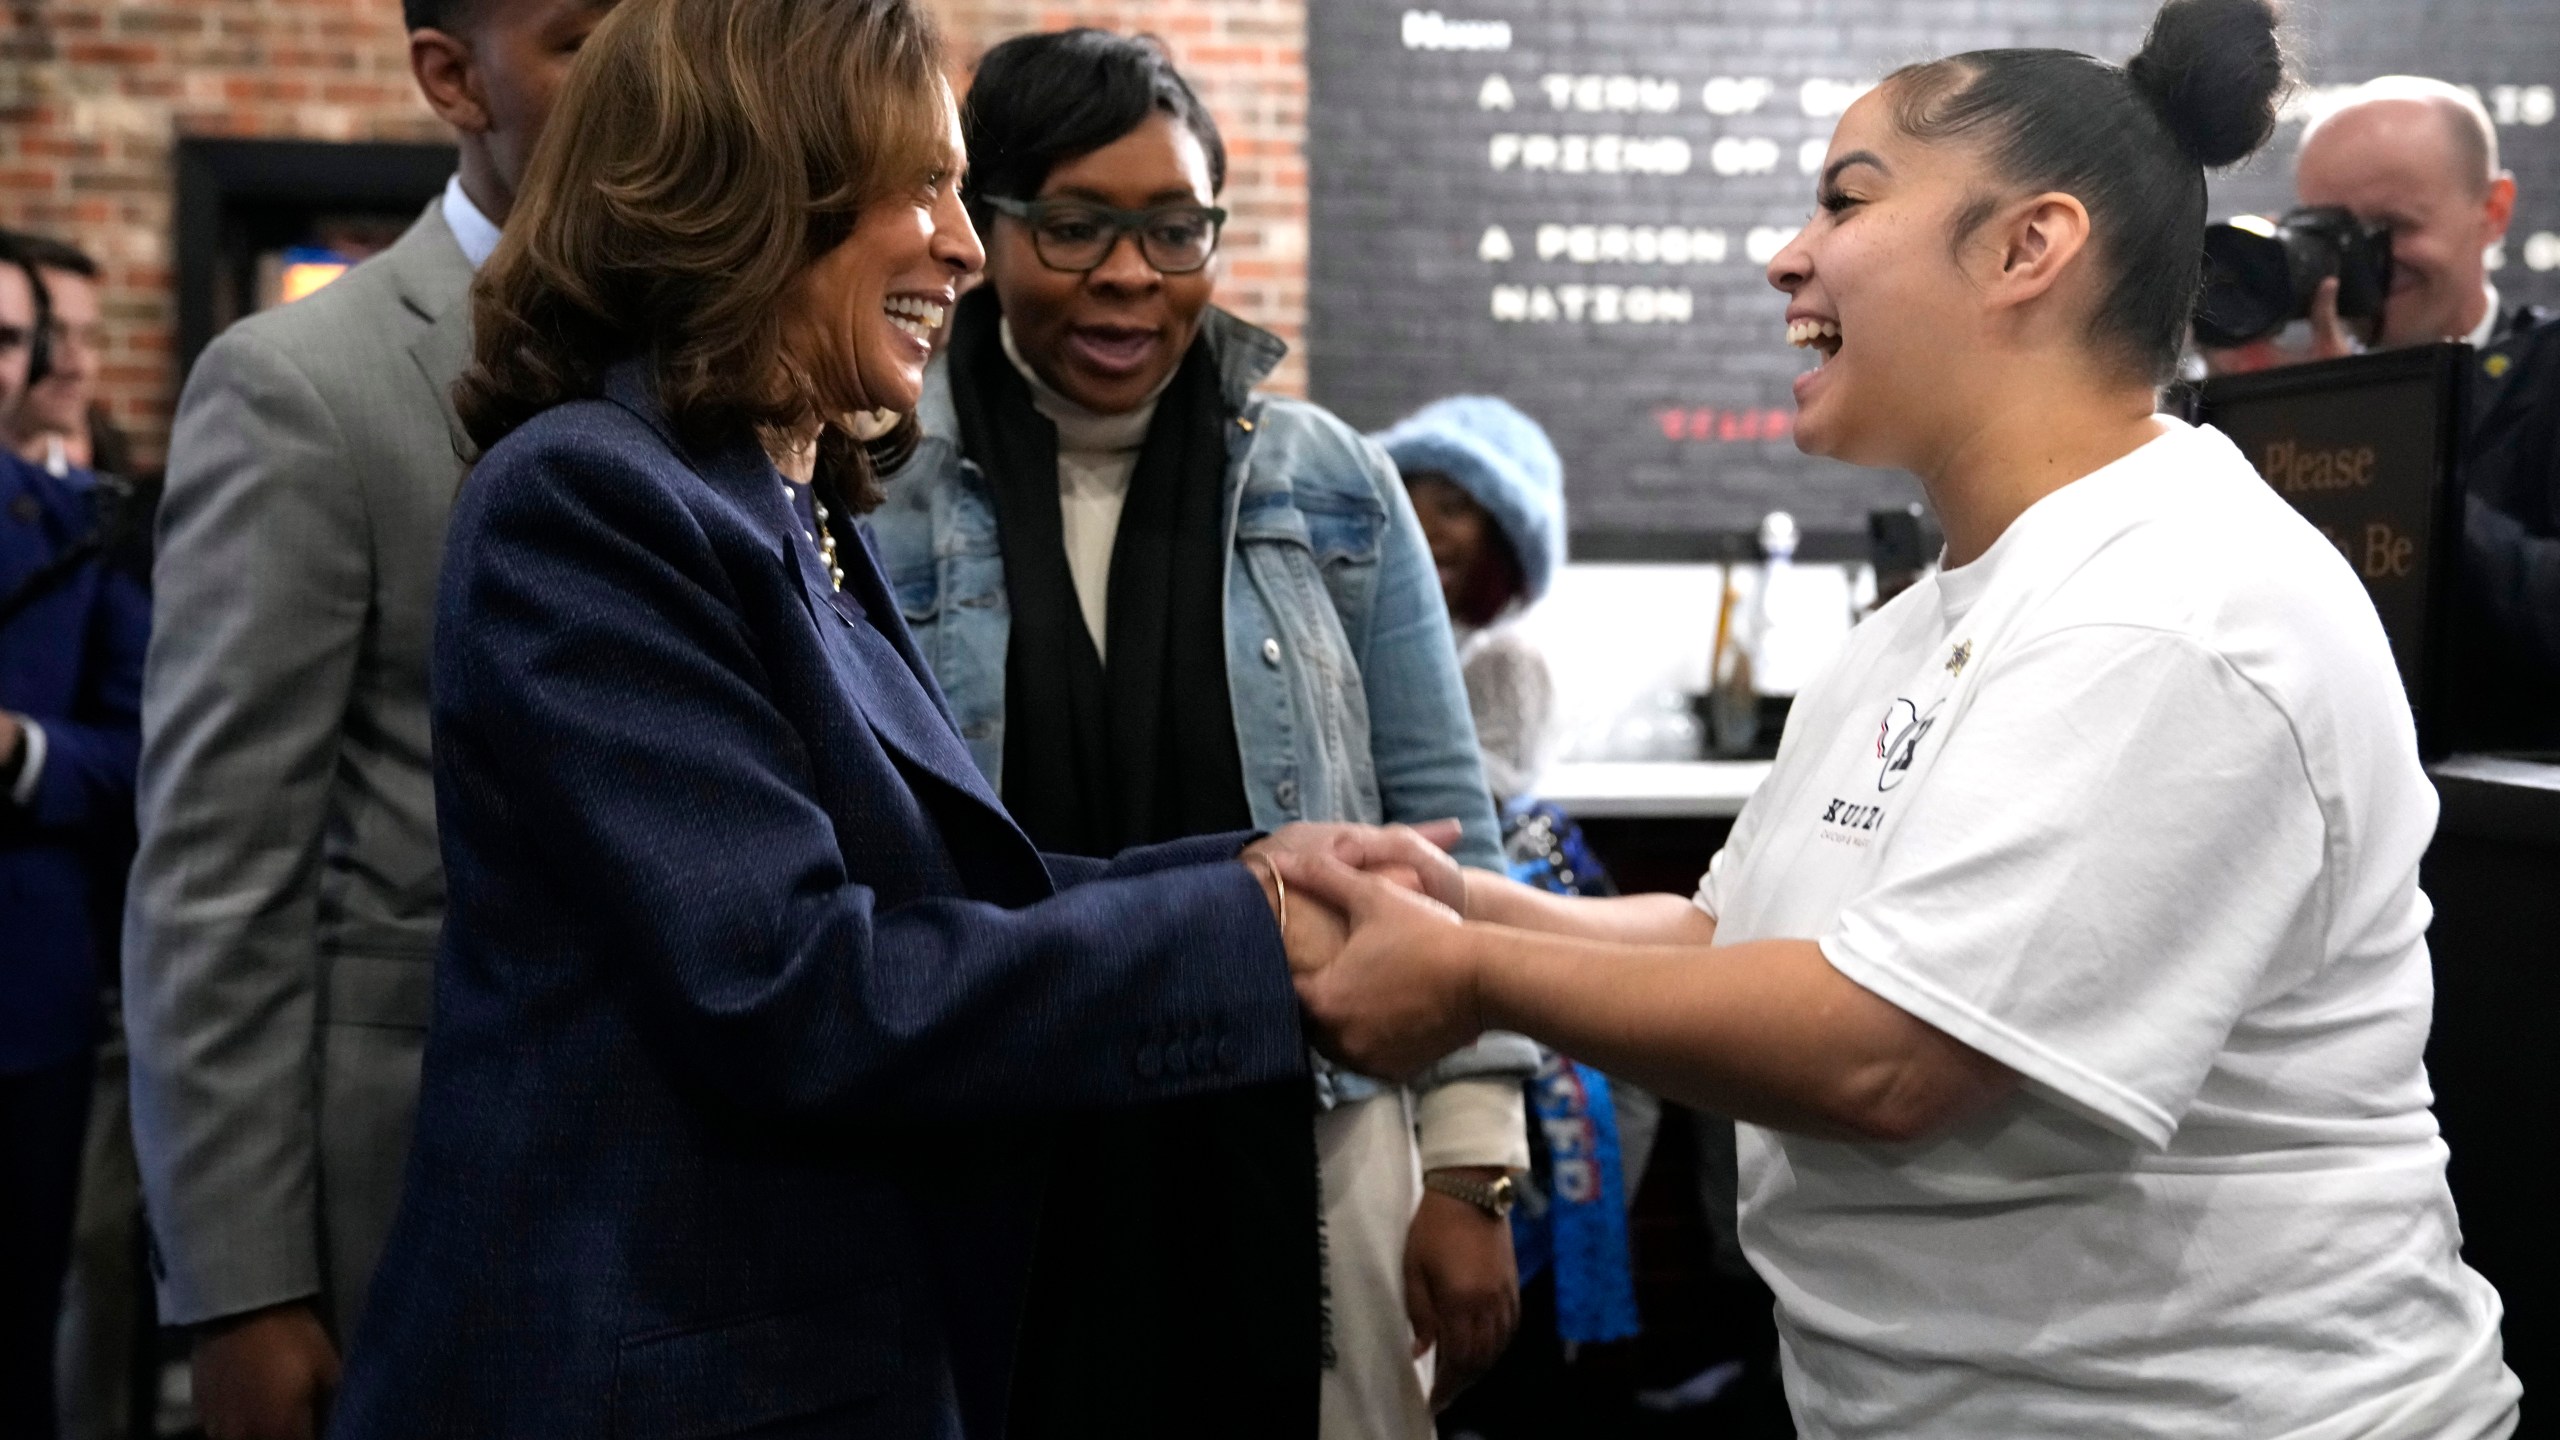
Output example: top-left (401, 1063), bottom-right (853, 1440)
top-left (1819, 625), bottom-right (2328, 1149)
top-left (1693, 779), bottom-right (1772, 922)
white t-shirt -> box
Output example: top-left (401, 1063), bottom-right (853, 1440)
top-left (1695, 419), bottom-right (2519, 1439)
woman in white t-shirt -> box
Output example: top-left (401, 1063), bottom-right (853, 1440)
top-left (1276, 0), bottom-right (2523, 1433)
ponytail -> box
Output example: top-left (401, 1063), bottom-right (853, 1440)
top-left (2127, 0), bottom-right (2287, 168)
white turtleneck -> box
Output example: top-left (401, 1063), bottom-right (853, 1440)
top-left (999, 320), bottom-right (1171, 661)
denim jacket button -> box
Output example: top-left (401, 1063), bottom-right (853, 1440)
top-left (1274, 778), bottom-right (1297, 808)
top-left (1261, 637), bottom-right (1282, 666)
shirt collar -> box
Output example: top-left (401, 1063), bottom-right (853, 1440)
top-left (441, 175), bottom-right (502, 272)
top-left (2464, 283), bottom-right (2502, 349)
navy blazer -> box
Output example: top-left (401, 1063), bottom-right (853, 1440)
top-left (333, 364), bottom-right (1306, 1439)
top-left (0, 452), bottom-right (146, 1073)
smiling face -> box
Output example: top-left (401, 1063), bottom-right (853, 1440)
top-left (19, 265), bottom-right (99, 440)
top-left (0, 264), bottom-right (32, 414)
top-left (1406, 472), bottom-right (1524, 628)
top-left (1766, 88), bottom-right (2001, 470)
top-left (783, 87), bottom-right (985, 419)
top-left (2296, 98), bottom-right (2514, 348)
top-left (986, 112), bottom-right (1220, 416)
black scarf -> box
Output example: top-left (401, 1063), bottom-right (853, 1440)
top-left (949, 287), bottom-right (1254, 855)
top-left (947, 289), bottom-right (1321, 1440)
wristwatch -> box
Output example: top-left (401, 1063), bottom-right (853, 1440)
top-left (1423, 1169), bottom-right (1520, 1219)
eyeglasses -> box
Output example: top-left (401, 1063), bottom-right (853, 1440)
top-left (984, 196), bottom-right (1228, 276)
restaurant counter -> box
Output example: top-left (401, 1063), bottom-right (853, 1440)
top-left (1538, 761), bottom-right (1772, 820)
top-left (1541, 761), bottom-right (1767, 896)
top-left (2418, 753), bottom-right (2559, 1396)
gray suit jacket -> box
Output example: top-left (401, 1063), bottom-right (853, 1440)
top-left (125, 202), bottom-right (472, 1335)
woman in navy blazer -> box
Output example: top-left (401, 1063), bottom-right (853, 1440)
top-left (328, 0), bottom-right (1404, 1433)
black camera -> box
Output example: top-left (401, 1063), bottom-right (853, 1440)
top-left (2193, 206), bottom-right (2394, 348)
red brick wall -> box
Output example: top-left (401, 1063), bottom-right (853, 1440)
top-left (0, 0), bottom-right (1308, 467)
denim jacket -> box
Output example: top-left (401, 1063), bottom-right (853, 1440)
top-left (872, 310), bottom-right (1539, 1102)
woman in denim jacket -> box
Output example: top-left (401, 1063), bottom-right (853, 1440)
top-left (873, 29), bottom-right (1536, 1439)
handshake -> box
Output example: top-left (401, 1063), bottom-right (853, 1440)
top-left (1238, 820), bottom-right (1493, 1080)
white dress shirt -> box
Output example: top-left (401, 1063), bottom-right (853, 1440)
top-left (441, 174), bottom-right (501, 272)
top-left (2465, 282), bottom-right (2504, 349)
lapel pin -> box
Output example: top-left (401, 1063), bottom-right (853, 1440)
top-left (1946, 639), bottom-right (1972, 677)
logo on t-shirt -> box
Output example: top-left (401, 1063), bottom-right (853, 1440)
top-left (1875, 698), bottom-right (1939, 791)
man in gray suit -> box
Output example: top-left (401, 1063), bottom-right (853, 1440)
top-left (124, 1), bottom-right (612, 1434)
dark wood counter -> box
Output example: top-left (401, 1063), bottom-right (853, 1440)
top-left (2422, 754), bottom-right (2560, 1396)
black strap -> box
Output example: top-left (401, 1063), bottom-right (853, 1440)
top-left (948, 288), bottom-right (1253, 854)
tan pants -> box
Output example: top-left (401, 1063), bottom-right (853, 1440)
top-left (1316, 1091), bottom-right (1435, 1440)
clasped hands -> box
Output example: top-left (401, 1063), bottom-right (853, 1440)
top-left (1241, 821), bottom-right (1490, 1080)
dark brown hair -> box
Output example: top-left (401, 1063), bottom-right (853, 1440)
top-left (960, 29), bottom-right (1227, 233)
top-left (453, 0), bottom-right (948, 506)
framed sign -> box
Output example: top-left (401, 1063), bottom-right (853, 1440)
top-left (2194, 343), bottom-right (2470, 756)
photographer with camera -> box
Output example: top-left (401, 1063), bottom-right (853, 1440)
top-left (2201, 76), bottom-right (2560, 749)
top-left (2200, 77), bottom-right (2527, 367)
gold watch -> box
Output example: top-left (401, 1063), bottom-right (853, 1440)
top-left (1423, 1170), bottom-right (1520, 1219)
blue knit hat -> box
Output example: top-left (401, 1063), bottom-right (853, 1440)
top-left (1370, 396), bottom-right (1566, 605)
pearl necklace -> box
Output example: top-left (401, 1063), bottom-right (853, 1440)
top-left (785, 482), bottom-right (845, 592)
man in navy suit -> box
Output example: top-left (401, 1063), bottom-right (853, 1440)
top-left (0, 234), bottom-right (149, 1437)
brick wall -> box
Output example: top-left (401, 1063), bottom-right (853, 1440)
top-left (0, 0), bottom-right (1309, 469)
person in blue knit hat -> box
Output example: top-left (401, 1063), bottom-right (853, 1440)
top-left (1370, 395), bottom-right (1566, 800)
top-left (1373, 397), bottom-right (1663, 1435)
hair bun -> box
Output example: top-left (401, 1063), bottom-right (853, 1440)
top-left (2126, 0), bottom-right (2288, 168)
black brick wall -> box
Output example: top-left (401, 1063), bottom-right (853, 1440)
top-left (1307, 0), bottom-right (2560, 553)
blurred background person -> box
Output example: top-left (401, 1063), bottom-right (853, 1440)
top-left (2, 233), bottom-right (149, 1440)
top-left (1380, 396), bottom-right (1566, 807)
top-left (0, 227), bottom-right (158, 1440)
top-left (0, 232), bottom-right (133, 483)
top-left (1377, 397), bottom-right (1711, 1438)
top-left (121, 0), bottom-right (612, 1435)
top-left (875, 30), bottom-right (1532, 1436)
top-left (327, 0), bottom-right (1430, 1431)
